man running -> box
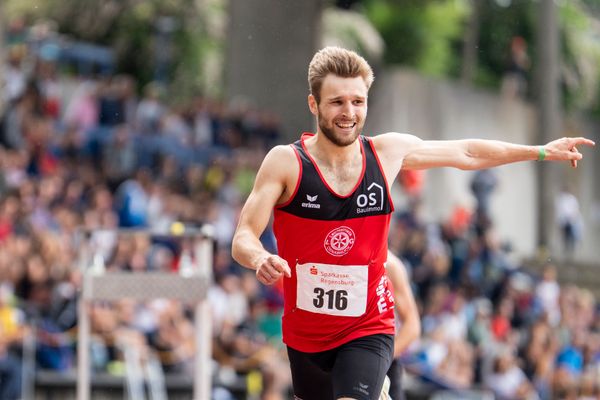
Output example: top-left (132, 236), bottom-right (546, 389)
top-left (232, 46), bottom-right (594, 400)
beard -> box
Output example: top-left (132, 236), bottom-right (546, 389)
top-left (318, 112), bottom-right (363, 147)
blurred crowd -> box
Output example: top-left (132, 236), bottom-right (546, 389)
top-left (1, 21), bottom-right (287, 400)
top-left (392, 174), bottom-right (600, 400)
top-left (1, 21), bottom-right (599, 400)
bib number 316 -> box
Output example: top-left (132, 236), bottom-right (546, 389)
top-left (313, 288), bottom-right (348, 310)
top-left (296, 262), bottom-right (367, 317)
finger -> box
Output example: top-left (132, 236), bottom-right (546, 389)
top-left (266, 262), bottom-right (286, 281)
top-left (257, 274), bottom-right (270, 285)
top-left (281, 261), bottom-right (292, 278)
top-left (256, 272), bottom-right (269, 285)
top-left (257, 267), bottom-right (276, 284)
top-left (568, 146), bottom-right (582, 158)
top-left (270, 257), bottom-right (291, 278)
top-left (258, 271), bottom-right (277, 285)
top-left (570, 146), bottom-right (579, 168)
top-left (268, 269), bottom-right (283, 280)
top-left (571, 137), bottom-right (595, 147)
top-left (256, 270), bottom-right (268, 284)
top-left (260, 257), bottom-right (278, 274)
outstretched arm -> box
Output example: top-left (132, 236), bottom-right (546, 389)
top-left (232, 146), bottom-right (293, 285)
top-left (376, 133), bottom-right (595, 171)
top-left (386, 252), bottom-right (421, 357)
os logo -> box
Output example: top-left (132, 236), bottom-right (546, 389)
top-left (356, 183), bottom-right (383, 210)
top-left (324, 226), bottom-right (355, 256)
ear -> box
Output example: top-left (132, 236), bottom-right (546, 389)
top-left (308, 94), bottom-right (318, 116)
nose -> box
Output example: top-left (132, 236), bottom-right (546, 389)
top-left (341, 101), bottom-right (354, 119)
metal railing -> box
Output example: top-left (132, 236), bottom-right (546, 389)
top-left (76, 225), bottom-right (214, 400)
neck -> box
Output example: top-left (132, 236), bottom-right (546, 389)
top-left (307, 131), bottom-right (361, 167)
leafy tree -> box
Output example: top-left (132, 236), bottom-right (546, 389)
top-left (362, 0), bottom-right (468, 78)
top-left (474, 1), bottom-right (535, 90)
top-left (360, 0), bottom-right (600, 114)
top-left (558, 0), bottom-right (600, 114)
top-left (4, 0), bottom-right (223, 99)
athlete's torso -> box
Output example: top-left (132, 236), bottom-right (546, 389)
top-left (273, 133), bottom-right (396, 352)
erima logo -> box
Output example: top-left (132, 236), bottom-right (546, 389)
top-left (301, 194), bottom-right (321, 209)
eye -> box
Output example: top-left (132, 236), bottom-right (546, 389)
top-left (353, 100), bottom-right (364, 105)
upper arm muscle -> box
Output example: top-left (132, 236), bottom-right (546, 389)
top-left (236, 146), bottom-right (296, 236)
top-left (375, 132), bottom-right (471, 171)
top-left (403, 140), bottom-right (470, 170)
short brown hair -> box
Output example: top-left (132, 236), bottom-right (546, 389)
top-left (308, 46), bottom-right (374, 103)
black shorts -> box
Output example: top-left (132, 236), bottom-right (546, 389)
top-left (287, 334), bottom-right (394, 400)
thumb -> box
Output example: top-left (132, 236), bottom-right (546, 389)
top-left (282, 260), bottom-right (292, 278)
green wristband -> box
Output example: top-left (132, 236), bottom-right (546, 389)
top-left (537, 146), bottom-right (546, 161)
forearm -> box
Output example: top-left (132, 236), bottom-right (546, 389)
top-left (231, 228), bottom-right (271, 271)
top-left (399, 133), bottom-right (592, 170)
top-left (462, 139), bottom-right (538, 170)
top-left (394, 313), bottom-right (421, 356)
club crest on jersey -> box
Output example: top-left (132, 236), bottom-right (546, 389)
top-left (301, 194), bottom-right (321, 209)
top-left (324, 226), bottom-right (355, 256)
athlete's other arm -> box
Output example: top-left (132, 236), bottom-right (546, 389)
top-left (386, 252), bottom-right (421, 357)
top-left (232, 146), bottom-right (293, 285)
top-left (375, 133), bottom-right (595, 171)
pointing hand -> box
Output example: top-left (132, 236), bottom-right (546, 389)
top-left (542, 137), bottom-right (595, 168)
top-left (255, 254), bottom-right (292, 285)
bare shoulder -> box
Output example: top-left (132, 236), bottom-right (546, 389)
top-left (262, 144), bottom-right (297, 171)
top-left (256, 144), bottom-right (299, 187)
top-left (265, 144), bottom-right (294, 159)
top-left (372, 132), bottom-right (423, 158)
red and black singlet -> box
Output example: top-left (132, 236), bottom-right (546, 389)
top-left (273, 133), bottom-right (396, 352)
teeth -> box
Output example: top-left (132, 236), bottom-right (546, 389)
top-left (337, 123), bottom-right (355, 128)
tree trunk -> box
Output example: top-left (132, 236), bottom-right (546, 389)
top-left (461, 0), bottom-right (481, 85)
top-left (225, 0), bottom-right (323, 142)
top-left (535, 0), bottom-right (562, 251)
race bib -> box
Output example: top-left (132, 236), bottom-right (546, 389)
top-left (296, 262), bottom-right (368, 317)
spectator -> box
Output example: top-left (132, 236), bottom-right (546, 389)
top-left (0, 285), bottom-right (25, 399)
top-left (555, 187), bottom-right (584, 259)
top-left (136, 82), bottom-right (165, 135)
top-left (114, 169), bottom-right (152, 227)
top-left (483, 348), bottom-right (538, 400)
top-left (534, 264), bottom-right (561, 326)
top-left (470, 169), bottom-right (498, 223)
top-left (490, 296), bottom-right (514, 343)
top-left (3, 47), bottom-right (27, 104)
top-left (501, 36), bottom-right (530, 99)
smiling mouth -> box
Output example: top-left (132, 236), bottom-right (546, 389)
top-left (335, 122), bottom-right (356, 129)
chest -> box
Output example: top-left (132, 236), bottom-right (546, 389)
top-left (318, 160), bottom-right (363, 196)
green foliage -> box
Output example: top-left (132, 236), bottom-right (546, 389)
top-left (419, 1), bottom-right (469, 76)
top-left (362, 0), bottom-right (600, 115)
top-left (364, 0), bottom-right (468, 78)
top-left (4, 0), bottom-right (217, 100)
top-left (557, 1), bottom-right (600, 114)
top-left (8, 0), bottom-right (600, 115)
top-left (475, 1), bottom-right (535, 90)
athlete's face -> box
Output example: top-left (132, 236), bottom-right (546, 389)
top-left (309, 75), bottom-right (368, 147)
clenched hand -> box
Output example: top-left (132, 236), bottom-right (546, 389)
top-left (255, 254), bottom-right (292, 285)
